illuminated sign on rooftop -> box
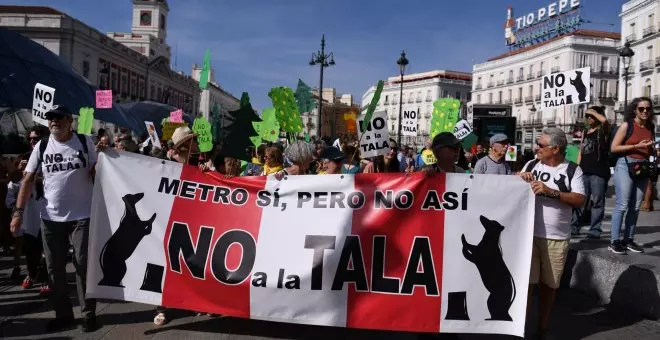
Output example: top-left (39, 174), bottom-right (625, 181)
top-left (505, 0), bottom-right (583, 49)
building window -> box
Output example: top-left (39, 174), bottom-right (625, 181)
top-left (157, 88), bottom-right (162, 102)
top-left (417, 91), bottom-right (421, 102)
top-left (120, 73), bottom-right (127, 96)
top-left (150, 49), bottom-right (155, 56)
top-left (601, 56), bottom-right (609, 72)
top-left (578, 54), bottom-right (588, 68)
top-left (498, 91), bottom-right (502, 103)
top-left (150, 85), bottom-right (155, 100)
top-left (508, 70), bottom-right (513, 80)
top-left (518, 67), bottom-right (523, 77)
top-left (477, 77), bottom-right (482, 86)
top-left (467, 92), bottom-right (471, 101)
top-left (131, 77), bottom-right (137, 97)
top-left (82, 60), bottom-right (90, 79)
top-left (644, 79), bottom-right (652, 97)
top-left (540, 61), bottom-right (544, 73)
top-left (455, 91), bottom-right (461, 100)
top-left (599, 80), bottom-right (608, 97)
top-left (529, 64), bottom-right (534, 75)
top-left (528, 85), bottom-right (533, 96)
top-left (476, 94), bottom-right (481, 104)
top-left (443, 90), bottom-right (449, 97)
top-left (508, 89), bottom-right (512, 100)
top-left (488, 93), bottom-right (493, 103)
top-left (426, 89), bottom-right (431, 100)
top-left (160, 14), bottom-right (166, 29)
top-left (111, 71), bottom-right (118, 92)
top-left (140, 10), bottom-right (152, 26)
top-left (615, 80), bottom-right (619, 98)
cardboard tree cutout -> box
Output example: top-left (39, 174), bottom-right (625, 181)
top-left (430, 98), bottom-right (461, 138)
top-left (224, 105), bottom-right (261, 161)
top-left (294, 79), bottom-right (316, 114)
top-left (269, 87), bottom-right (303, 133)
top-left (253, 107), bottom-right (280, 143)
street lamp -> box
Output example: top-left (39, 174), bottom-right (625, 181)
top-left (396, 50), bottom-right (409, 146)
top-left (309, 34), bottom-right (335, 138)
top-left (619, 41), bottom-right (635, 124)
top-left (529, 104), bottom-right (537, 152)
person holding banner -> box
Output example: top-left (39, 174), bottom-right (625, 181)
top-left (274, 141), bottom-right (315, 180)
top-left (260, 146), bottom-right (284, 176)
top-left (519, 127), bottom-right (585, 339)
top-left (318, 147), bottom-right (345, 175)
top-left (11, 106), bottom-right (103, 332)
top-left (421, 132), bottom-right (466, 175)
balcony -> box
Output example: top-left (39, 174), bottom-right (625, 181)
top-left (424, 113), bottom-right (431, 119)
top-left (504, 99), bottom-right (512, 104)
top-left (514, 98), bottom-right (523, 105)
top-left (494, 100), bottom-right (502, 104)
top-left (643, 25), bottom-right (656, 37)
top-left (527, 73), bottom-right (535, 80)
top-left (390, 114), bottom-right (397, 120)
top-left (507, 77), bottom-right (514, 84)
top-left (416, 98), bottom-right (422, 103)
top-left (640, 60), bottom-right (654, 72)
top-left (516, 75), bottom-right (524, 82)
top-left (546, 118), bottom-right (556, 126)
top-left (524, 96), bottom-right (533, 103)
top-left (626, 33), bottom-right (637, 42)
top-left (487, 82), bottom-right (495, 88)
top-left (497, 80), bottom-right (505, 86)
top-left (426, 97), bottom-right (432, 102)
top-left (551, 66), bottom-right (560, 73)
top-left (534, 94), bottom-right (541, 101)
top-left (475, 84), bottom-right (482, 90)
top-left (537, 71), bottom-right (545, 78)
top-left (599, 66), bottom-right (617, 74)
top-left (598, 92), bottom-right (615, 100)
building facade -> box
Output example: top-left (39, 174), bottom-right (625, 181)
top-left (191, 64), bottom-right (240, 120)
top-left (361, 70), bottom-right (472, 145)
top-left (620, 0), bottom-right (660, 133)
top-left (0, 1), bottom-right (201, 134)
top-left (471, 29), bottom-right (621, 152)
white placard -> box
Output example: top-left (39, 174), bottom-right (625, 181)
top-left (505, 145), bottom-right (518, 161)
top-left (453, 119), bottom-right (473, 140)
top-left (466, 102), bottom-right (474, 126)
top-left (357, 111), bottom-right (389, 158)
top-left (401, 105), bottom-right (419, 137)
top-left (144, 121), bottom-right (161, 148)
top-left (542, 67), bottom-right (591, 108)
top-left (32, 83), bottom-right (56, 126)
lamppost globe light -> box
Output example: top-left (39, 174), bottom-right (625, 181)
top-left (396, 50), bottom-right (409, 146)
top-left (397, 50), bottom-right (409, 75)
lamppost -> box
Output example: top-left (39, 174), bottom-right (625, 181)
top-left (619, 41), bottom-right (635, 124)
top-left (396, 50), bottom-right (409, 146)
top-left (309, 34), bottom-right (335, 138)
top-left (529, 104), bottom-right (537, 152)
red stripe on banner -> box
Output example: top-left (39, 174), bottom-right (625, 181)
top-left (347, 173), bottom-right (445, 333)
top-left (161, 166), bottom-right (267, 317)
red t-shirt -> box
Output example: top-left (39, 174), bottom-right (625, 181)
top-left (625, 122), bottom-right (653, 160)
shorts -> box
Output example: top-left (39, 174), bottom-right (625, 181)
top-left (529, 237), bottom-right (569, 289)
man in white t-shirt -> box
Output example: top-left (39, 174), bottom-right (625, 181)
top-left (10, 106), bottom-right (106, 332)
top-left (519, 127), bottom-right (585, 339)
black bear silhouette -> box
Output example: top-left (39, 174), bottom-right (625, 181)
top-left (98, 193), bottom-right (156, 287)
top-left (553, 174), bottom-right (569, 193)
top-left (570, 71), bottom-right (587, 102)
top-left (461, 215), bottom-right (516, 321)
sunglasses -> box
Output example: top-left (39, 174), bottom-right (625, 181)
top-left (637, 107), bottom-right (652, 113)
top-left (536, 142), bottom-right (554, 149)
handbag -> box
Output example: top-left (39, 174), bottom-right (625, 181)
top-left (625, 157), bottom-right (656, 179)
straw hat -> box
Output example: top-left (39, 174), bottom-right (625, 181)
top-left (171, 126), bottom-right (196, 150)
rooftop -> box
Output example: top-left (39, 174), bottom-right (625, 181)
top-left (388, 70), bottom-right (472, 84)
top-left (487, 29), bottom-right (621, 62)
top-left (0, 5), bottom-right (63, 15)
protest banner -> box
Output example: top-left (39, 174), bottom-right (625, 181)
top-left (170, 109), bottom-right (184, 123)
top-left (192, 116), bottom-right (213, 153)
top-left (357, 111), bottom-right (389, 158)
top-left (32, 83), bottom-right (55, 126)
top-left (95, 90), bottom-right (113, 109)
top-left (542, 67), bottom-right (591, 108)
top-left (145, 121), bottom-right (161, 148)
top-left (401, 105), bottom-right (419, 137)
top-left (161, 121), bottom-right (188, 141)
top-left (87, 152), bottom-right (535, 337)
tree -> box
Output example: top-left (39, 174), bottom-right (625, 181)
top-left (294, 79), bottom-right (316, 114)
top-left (269, 87), bottom-right (303, 134)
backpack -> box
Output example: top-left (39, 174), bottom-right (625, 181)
top-left (523, 159), bottom-right (578, 192)
top-left (608, 121), bottom-right (656, 167)
top-left (37, 133), bottom-right (89, 170)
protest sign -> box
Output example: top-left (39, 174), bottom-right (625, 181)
top-left (357, 111), bottom-right (389, 158)
top-left (77, 107), bottom-right (95, 135)
top-left (145, 121), bottom-right (161, 148)
top-left (401, 105), bottom-right (419, 137)
top-left (161, 121), bottom-right (188, 141)
top-left (193, 116), bottom-right (213, 153)
top-left (32, 83), bottom-right (55, 126)
top-left (95, 90), bottom-right (113, 109)
top-left (88, 152), bottom-right (534, 337)
top-left (453, 119), bottom-right (473, 141)
top-left (421, 149), bottom-right (437, 165)
top-left (505, 145), bottom-right (518, 162)
top-left (542, 67), bottom-right (591, 108)
top-left (169, 109), bottom-right (183, 123)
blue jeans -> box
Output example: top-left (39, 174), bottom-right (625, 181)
top-left (610, 157), bottom-right (650, 244)
top-left (571, 173), bottom-right (607, 236)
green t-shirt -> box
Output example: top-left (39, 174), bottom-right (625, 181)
top-left (565, 144), bottom-right (579, 163)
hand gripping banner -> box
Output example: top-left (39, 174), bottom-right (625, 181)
top-left (87, 152), bottom-right (535, 337)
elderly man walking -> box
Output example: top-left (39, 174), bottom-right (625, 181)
top-left (519, 127), bottom-right (585, 339)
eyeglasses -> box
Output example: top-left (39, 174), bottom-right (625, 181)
top-left (536, 142), bottom-right (551, 149)
top-left (29, 137), bottom-right (40, 142)
top-left (637, 107), bottom-right (652, 113)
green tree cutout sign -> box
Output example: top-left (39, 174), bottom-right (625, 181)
top-left (268, 87), bottom-right (303, 133)
top-left (252, 107), bottom-right (280, 143)
top-left (430, 98), bottom-right (461, 138)
top-left (294, 79), bottom-right (316, 114)
top-left (192, 116), bottom-right (213, 153)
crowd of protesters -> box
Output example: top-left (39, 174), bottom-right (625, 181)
top-left (0, 99), bottom-right (658, 338)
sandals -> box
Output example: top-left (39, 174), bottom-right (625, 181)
top-left (154, 312), bottom-right (168, 326)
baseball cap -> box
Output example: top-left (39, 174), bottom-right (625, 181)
top-left (44, 106), bottom-right (73, 120)
top-left (319, 147), bottom-right (345, 161)
top-left (489, 133), bottom-right (510, 145)
top-left (432, 132), bottom-right (460, 148)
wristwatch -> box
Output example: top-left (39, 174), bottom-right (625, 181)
top-left (544, 190), bottom-right (560, 199)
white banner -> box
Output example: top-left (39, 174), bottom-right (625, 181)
top-left (401, 105), bottom-right (419, 137)
top-left (32, 83), bottom-right (56, 126)
top-left (357, 111), bottom-right (389, 158)
top-left (542, 67), bottom-right (591, 108)
top-left (87, 152), bottom-right (536, 337)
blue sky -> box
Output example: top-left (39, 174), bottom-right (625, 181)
top-left (4, 0), bottom-right (623, 111)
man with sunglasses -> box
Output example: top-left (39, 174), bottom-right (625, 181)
top-left (519, 127), bottom-right (585, 339)
top-left (422, 132), bottom-right (465, 175)
top-left (10, 106), bottom-right (103, 332)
